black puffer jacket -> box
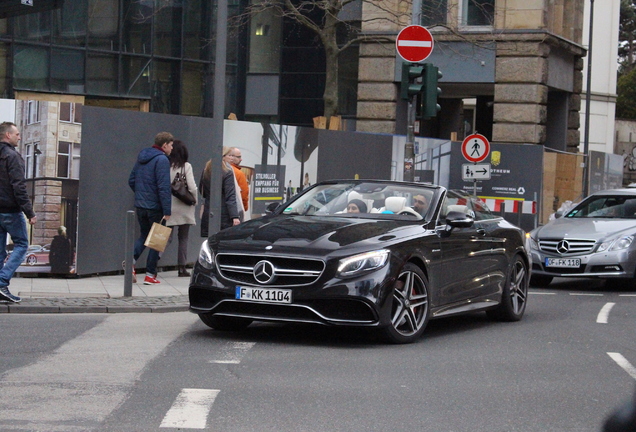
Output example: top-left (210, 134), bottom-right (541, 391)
top-left (0, 141), bottom-right (35, 218)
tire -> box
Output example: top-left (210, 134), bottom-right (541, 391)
top-left (487, 255), bottom-right (529, 322)
top-left (530, 274), bottom-right (553, 288)
top-left (198, 314), bottom-right (252, 331)
top-left (26, 255), bottom-right (37, 266)
top-left (380, 263), bottom-right (430, 344)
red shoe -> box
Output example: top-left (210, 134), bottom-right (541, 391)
top-left (144, 275), bottom-right (160, 285)
top-left (132, 268), bottom-right (137, 283)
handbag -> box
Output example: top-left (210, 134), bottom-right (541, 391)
top-left (171, 167), bottom-right (196, 206)
top-left (144, 220), bottom-right (172, 252)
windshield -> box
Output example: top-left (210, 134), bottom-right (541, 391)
top-left (280, 181), bottom-right (436, 220)
top-left (566, 195), bottom-right (636, 219)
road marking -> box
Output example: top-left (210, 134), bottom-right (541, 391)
top-left (569, 293), bottom-right (604, 296)
top-left (209, 341), bottom-right (255, 364)
top-left (529, 291), bottom-right (556, 295)
top-left (160, 388), bottom-right (219, 429)
top-left (596, 302), bottom-right (615, 324)
top-left (619, 294), bottom-right (636, 297)
top-left (607, 353), bottom-right (636, 380)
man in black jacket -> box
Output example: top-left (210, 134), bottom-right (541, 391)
top-left (0, 122), bottom-right (37, 303)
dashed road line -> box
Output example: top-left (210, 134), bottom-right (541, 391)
top-left (529, 291), bottom-right (556, 295)
top-left (569, 293), bottom-right (604, 296)
top-left (619, 294), bottom-right (636, 297)
top-left (160, 388), bottom-right (220, 429)
top-left (596, 302), bottom-right (615, 324)
top-left (209, 341), bottom-right (255, 364)
top-left (607, 353), bottom-right (636, 380)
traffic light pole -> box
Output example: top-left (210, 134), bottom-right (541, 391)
top-left (403, 0), bottom-right (422, 183)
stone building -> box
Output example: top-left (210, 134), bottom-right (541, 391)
top-left (357, 0), bottom-right (588, 152)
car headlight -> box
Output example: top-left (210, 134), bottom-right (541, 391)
top-left (526, 232), bottom-right (539, 250)
top-left (197, 240), bottom-right (215, 269)
top-left (598, 236), bottom-right (634, 253)
top-left (337, 250), bottom-right (390, 277)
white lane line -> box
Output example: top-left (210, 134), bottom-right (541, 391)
top-left (160, 388), bottom-right (220, 429)
top-left (529, 291), bottom-right (556, 295)
top-left (209, 342), bottom-right (255, 364)
top-left (596, 302), bottom-right (616, 324)
top-left (607, 353), bottom-right (636, 380)
top-left (619, 294), bottom-right (636, 297)
top-left (569, 293), bottom-right (604, 296)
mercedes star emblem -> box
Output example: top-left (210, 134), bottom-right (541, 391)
top-left (253, 260), bottom-right (276, 284)
top-left (557, 240), bottom-right (570, 254)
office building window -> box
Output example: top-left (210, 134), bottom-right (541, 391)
top-left (422, 0), bottom-right (448, 27)
top-left (59, 103), bottom-right (83, 123)
top-left (27, 101), bottom-right (40, 124)
top-left (25, 142), bottom-right (40, 179)
top-left (462, 0), bottom-right (494, 27)
top-left (57, 141), bottom-right (80, 179)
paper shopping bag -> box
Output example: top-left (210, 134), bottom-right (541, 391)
top-left (144, 221), bottom-right (172, 252)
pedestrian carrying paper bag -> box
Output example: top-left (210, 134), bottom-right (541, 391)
top-left (144, 220), bottom-right (172, 252)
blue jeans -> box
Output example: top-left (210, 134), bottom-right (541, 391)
top-left (0, 212), bottom-right (29, 287)
top-left (134, 208), bottom-right (164, 276)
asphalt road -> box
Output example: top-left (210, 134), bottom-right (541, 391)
top-left (0, 279), bottom-right (635, 431)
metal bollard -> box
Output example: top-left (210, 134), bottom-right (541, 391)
top-left (124, 210), bottom-right (135, 297)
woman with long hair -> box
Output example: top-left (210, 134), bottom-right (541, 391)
top-left (167, 140), bottom-right (197, 277)
top-left (199, 147), bottom-right (241, 236)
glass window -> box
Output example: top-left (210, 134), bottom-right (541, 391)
top-left (123, 0), bottom-right (152, 54)
top-left (463, 0), bottom-right (494, 26)
top-left (181, 62), bottom-right (204, 116)
top-left (122, 55), bottom-right (151, 97)
top-left (151, 59), bottom-right (179, 114)
top-left (60, 103), bottom-right (82, 124)
top-left (52, 0), bottom-right (87, 46)
top-left (422, 0), bottom-right (448, 26)
top-left (248, 6), bottom-right (281, 73)
top-left (87, 53), bottom-right (118, 94)
top-left (71, 142), bottom-right (81, 179)
top-left (14, 11), bottom-right (51, 42)
top-left (183, 0), bottom-right (212, 60)
top-left (51, 49), bottom-right (85, 93)
top-left (27, 101), bottom-right (40, 124)
top-left (0, 18), bottom-right (8, 37)
top-left (154, 3), bottom-right (182, 57)
top-left (57, 141), bottom-right (71, 178)
top-left (88, 0), bottom-right (120, 50)
top-left (0, 43), bottom-right (7, 97)
top-left (14, 45), bottom-right (48, 90)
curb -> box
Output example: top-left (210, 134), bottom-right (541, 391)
top-left (0, 295), bottom-right (190, 314)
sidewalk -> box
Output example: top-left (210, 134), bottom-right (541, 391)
top-left (0, 270), bottom-right (190, 314)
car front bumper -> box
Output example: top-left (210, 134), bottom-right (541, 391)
top-left (188, 261), bottom-right (394, 327)
top-left (530, 247), bottom-right (636, 279)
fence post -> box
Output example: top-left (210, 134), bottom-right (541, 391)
top-left (124, 210), bottom-right (135, 297)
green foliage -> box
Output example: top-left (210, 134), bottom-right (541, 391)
top-left (616, 67), bottom-right (636, 119)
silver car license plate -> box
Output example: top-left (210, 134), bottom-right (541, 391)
top-left (235, 286), bottom-right (292, 303)
top-left (545, 258), bottom-right (581, 268)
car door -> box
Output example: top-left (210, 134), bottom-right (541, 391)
top-left (434, 192), bottom-right (494, 306)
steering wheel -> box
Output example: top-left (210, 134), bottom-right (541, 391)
top-left (398, 207), bottom-right (423, 219)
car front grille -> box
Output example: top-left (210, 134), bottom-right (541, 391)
top-left (539, 238), bottom-right (596, 255)
top-left (216, 254), bottom-right (325, 287)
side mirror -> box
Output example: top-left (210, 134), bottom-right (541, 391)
top-left (265, 202), bottom-right (281, 214)
top-left (445, 210), bottom-right (474, 228)
top-left (554, 211), bottom-right (563, 219)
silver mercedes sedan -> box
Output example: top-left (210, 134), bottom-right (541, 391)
top-left (528, 188), bottom-right (636, 287)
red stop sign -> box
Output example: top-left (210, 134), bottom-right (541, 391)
top-left (396, 25), bottom-right (434, 63)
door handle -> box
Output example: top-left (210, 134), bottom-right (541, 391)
top-left (475, 228), bottom-right (486, 236)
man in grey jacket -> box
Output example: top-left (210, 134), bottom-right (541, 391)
top-left (128, 132), bottom-right (173, 285)
top-left (0, 122), bottom-right (37, 303)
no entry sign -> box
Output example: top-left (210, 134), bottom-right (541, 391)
top-left (396, 25), bottom-right (434, 63)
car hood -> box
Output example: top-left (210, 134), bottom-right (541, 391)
top-left (534, 217), bottom-right (636, 241)
top-left (211, 215), bottom-right (423, 255)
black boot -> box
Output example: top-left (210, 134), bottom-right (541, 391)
top-left (178, 266), bottom-right (191, 277)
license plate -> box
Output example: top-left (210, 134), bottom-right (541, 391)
top-left (235, 286), bottom-right (292, 304)
top-left (545, 258), bottom-right (581, 268)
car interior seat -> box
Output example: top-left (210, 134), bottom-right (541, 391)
top-left (383, 196), bottom-right (407, 213)
top-left (446, 204), bottom-right (469, 215)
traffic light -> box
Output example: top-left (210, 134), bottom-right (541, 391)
top-left (400, 63), bottom-right (425, 100)
top-left (421, 63), bottom-right (442, 118)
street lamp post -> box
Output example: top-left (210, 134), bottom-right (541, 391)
top-left (582, 0), bottom-right (594, 198)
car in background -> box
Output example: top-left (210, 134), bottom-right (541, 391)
top-left (189, 180), bottom-right (530, 344)
top-left (23, 244), bottom-right (51, 266)
top-left (528, 188), bottom-right (636, 287)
